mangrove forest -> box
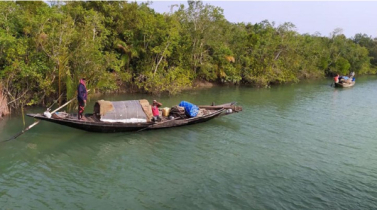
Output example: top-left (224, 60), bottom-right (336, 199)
top-left (1, 1), bottom-right (377, 115)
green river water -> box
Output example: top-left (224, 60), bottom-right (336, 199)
top-left (1, 76), bottom-right (377, 210)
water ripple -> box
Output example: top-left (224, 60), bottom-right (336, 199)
top-left (1, 78), bottom-right (377, 209)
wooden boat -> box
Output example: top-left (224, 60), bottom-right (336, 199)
top-left (27, 100), bottom-right (242, 133)
top-left (334, 81), bottom-right (355, 88)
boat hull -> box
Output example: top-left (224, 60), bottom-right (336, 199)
top-left (27, 107), bottom-right (228, 133)
top-left (27, 114), bottom-right (150, 132)
top-left (334, 81), bottom-right (355, 88)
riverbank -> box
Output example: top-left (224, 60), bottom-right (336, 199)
top-left (0, 74), bottom-right (371, 117)
top-left (0, 76), bottom-right (327, 117)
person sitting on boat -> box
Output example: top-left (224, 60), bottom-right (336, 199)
top-left (350, 71), bottom-right (355, 78)
top-left (77, 78), bottom-right (87, 120)
top-left (339, 75), bottom-right (350, 83)
top-left (342, 75), bottom-right (353, 84)
top-left (151, 100), bottom-right (162, 122)
top-left (334, 74), bottom-right (339, 83)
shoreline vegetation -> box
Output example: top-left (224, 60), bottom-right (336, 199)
top-left (1, 1), bottom-right (377, 116)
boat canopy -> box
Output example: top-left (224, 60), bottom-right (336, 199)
top-left (94, 99), bottom-right (153, 123)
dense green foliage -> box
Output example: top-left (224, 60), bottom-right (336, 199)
top-left (1, 1), bottom-right (376, 108)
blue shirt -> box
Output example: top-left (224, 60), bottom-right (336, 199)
top-left (77, 83), bottom-right (87, 102)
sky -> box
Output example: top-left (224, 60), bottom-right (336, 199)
top-left (140, 1), bottom-right (377, 38)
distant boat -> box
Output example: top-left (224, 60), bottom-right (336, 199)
top-left (27, 100), bottom-right (242, 133)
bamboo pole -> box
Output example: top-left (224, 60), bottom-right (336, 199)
top-left (1, 90), bottom-right (90, 142)
top-left (1, 98), bottom-right (75, 142)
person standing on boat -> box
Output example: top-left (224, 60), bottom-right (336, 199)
top-left (77, 78), bottom-right (87, 120)
top-left (151, 100), bottom-right (162, 122)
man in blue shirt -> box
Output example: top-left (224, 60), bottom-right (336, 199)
top-left (77, 78), bottom-right (87, 120)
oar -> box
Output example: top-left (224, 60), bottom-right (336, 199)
top-left (2, 121), bottom-right (41, 142)
top-left (49, 89), bottom-right (89, 114)
top-left (136, 125), bottom-right (152, 133)
top-left (50, 97), bottom-right (77, 114)
top-left (136, 121), bottom-right (165, 133)
top-left (47, 93), bottom-right (64, 110)
top-left (1, 91), bottom-right (89, 143)
top-left (136, 117), bottom-right (181, 132)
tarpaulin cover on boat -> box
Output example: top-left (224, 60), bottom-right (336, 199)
top-left (178, 101), bottom-right (199, 117)
top-left (94, 100), bottom-right (152, 123)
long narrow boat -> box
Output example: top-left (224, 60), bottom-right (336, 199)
top-left (334, 81), bottom-right (355, 88)
top-left (27, 100), bottom-right (242, 133)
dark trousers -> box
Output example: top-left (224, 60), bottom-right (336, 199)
top-left (78, 100), bottom-right (85, 119)
top-left (153, 116), bottom-right (161, 122)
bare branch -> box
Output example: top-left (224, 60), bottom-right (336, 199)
top-left (153, 42), bottom-right (171, 75)
top-left (7, 89), bottom-right (29, 105)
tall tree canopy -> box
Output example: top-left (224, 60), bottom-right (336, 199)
top-left (0, 1), bottom-right (376, 109)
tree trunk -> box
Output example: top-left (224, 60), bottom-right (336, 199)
top-left (0, 84), bottom-right (10, 117)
